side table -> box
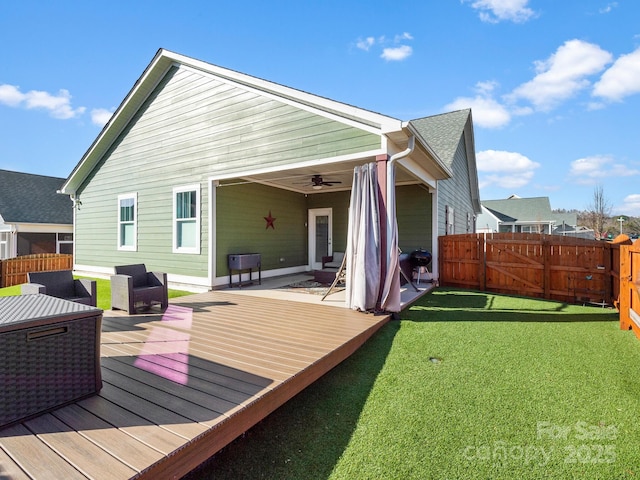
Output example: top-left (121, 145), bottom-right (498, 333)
top-left (0, 294), bottom-right (103, 428)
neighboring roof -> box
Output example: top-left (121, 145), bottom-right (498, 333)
top-left (0, 169), bottom-right (72, 225)
top-left (61, 48), bottom-right (409, 195)
top-left (484, 206), bottom-right (516, 223)
top-left (482, 197), bottom-right (554, 223)
top-left (551, 211), bottom-right (578, 226)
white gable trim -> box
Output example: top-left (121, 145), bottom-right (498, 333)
top-left (176, 63), bottom-right (386, 136)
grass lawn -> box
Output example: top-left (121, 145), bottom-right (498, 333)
top-left (0, 276), bottom-right (192, 310)
top-left (186, 288), bottom-right (640, 480)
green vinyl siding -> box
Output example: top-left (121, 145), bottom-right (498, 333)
top-left (74, 64), bottom-right (383, 282)
top-left (216, 183), bottom-right (307, 277)
top-left (74, 177), bottom-right (208, 277)
top-left (397, 185), bottom-right (433, 254)
top-left (437, 136), bottom-right (475, 235)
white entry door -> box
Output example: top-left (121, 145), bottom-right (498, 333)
top-left (308, 208), bottom-right (333, 270)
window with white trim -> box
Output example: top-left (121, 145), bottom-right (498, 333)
top-left (118, 193), bottom-right (137, 250)
top-left (446, 205), bottom-right (455, 235)
top-left (173, 185), bottom-right (200, 254)
top-left (57, 233), bottom-right (74, 254)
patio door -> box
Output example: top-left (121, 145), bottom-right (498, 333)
top-left (308, 208), bottom-right (333, 270)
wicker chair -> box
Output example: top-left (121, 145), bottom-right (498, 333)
top-left (110, 264), bottom-right (168, 314)
top-left (22, 270), bottom-right (97, 307)
top-left (321, 251), bottom-right (345, 269)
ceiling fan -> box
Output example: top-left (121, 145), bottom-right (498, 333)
top-left (300, 174), bottom-right (342, 189)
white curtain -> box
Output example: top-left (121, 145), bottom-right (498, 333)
top-left (380, 161), bottom-right (401, 312)
top-left (345, 163), bottom-right (380, 311)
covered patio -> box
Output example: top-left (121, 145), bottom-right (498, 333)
top-left (0, 281), bottom-right (431, 479)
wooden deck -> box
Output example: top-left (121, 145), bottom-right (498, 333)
top-left (0, 291), bottom-right (391, 479)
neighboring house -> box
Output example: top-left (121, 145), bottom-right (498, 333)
top-left (552, 223), bottom-right (596, 239)
top-left (60, 49), bottom-right (480, 291)
top-left (0, 169), bottom-right (73, 259)
top-left (476, 195), bottom-right (583, 236)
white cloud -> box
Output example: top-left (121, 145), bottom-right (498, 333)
top-left (0, 84), bottom-right (24, 106)
top-left (91, 108), bottom-right (115, 127)
top-left (476, 149), bottom-right (540, 188)
top-left (356, 37), bottom-right (375, 51)
top-left (599, 2), bottom-right (618, 14)
top-left (465, 0), bottom-right (536, 23)
top-left (509, 40), bottom-right (612, 111)
top-left (592, 47), bottom-right (640, 102)
top-left (618, 193), bottom-right (640, 216)
top-left (354, 32), bottom-right (414, 61)
top-left (0, 83), bottom-right (85, 119)
top-left (445, 81), bottom-right (511, 128)
top-left (569, 155), bottom-right (640, 185)
top-left (394, 32), bottom-right (413, 42)
top-left (381, 45), bottom-right (413, 61)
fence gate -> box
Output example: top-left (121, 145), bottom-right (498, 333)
top-left (485, 234), bottom-right (546, 298)
top-left (439, 233), bottom-right (615, 305)
top-left (618, 242), bottom-right (640, 339)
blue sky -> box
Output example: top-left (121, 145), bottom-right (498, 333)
top-left (1, 0), bottom-right (639, 214)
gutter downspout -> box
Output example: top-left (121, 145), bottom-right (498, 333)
top-left (378, 134), bottom-right (414, 310)
top-left (386, 135), bottom-right (415, 255)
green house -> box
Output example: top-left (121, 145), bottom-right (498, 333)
top-left (60, 49), bottom-right (480, 292)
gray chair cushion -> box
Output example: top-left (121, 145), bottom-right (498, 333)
top-left (115, 264), bottom-right (148, 288)
top-left (27, 270), bottom-right (75, 299)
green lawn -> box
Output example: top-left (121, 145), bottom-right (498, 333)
top-left (186, 288), bottom-right (640, 480)
top-left (0, 276), bottom-right (192, 310)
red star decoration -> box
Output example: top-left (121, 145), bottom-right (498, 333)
top-left (264, 210), bottom-right (276, 229)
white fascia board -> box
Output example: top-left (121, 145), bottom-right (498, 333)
top-left (208, 149), bottom-right (386, 182)
top-left (516, 220), bottom-right (557, 225)
top-left (10, 223), bottom-right (73, 233)
top-left (397, 157), bottom-right (437, 190)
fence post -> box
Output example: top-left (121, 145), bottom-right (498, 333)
top-left (619, 245), bottom-right (631, 331)
top-left (543, 238), bottom-right (550, 300)
top-left (604, 243), bottom-right (612, 306)
top-left (478, 233), bottom-right (486, 291)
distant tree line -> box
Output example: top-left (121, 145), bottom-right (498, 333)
top-left (553, 185), bottom-right (639, 239)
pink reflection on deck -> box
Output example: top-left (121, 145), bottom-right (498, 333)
top-left (134, 305), bottom-right (194, 385)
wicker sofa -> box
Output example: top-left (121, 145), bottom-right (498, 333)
top-left (110, 264), bottom-right (168, 314)
top-left (22, 270), bottom-right (97, 306)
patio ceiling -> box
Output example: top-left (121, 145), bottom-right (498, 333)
top-left (224, 159), bottom-right (425, 195)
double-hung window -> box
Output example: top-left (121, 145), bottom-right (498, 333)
top-left (173, 185), bottom-right (200, 254)
top-left (118, 193), bottom-right (137, 251)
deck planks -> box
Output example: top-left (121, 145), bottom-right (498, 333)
top-left (0, 290), bottom-right (390, 479)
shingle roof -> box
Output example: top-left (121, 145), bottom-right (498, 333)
top-left (485, 207), bottom-right (516, 223)
top-left (0, 169), bottom-right (72, 224)
top-left (408, 109), bottom-right (471, 169)
top-left (482, 197), bottom-right (553, 222)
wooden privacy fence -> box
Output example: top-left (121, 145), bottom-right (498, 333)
top-left (439, 233), bottom-right (619, 305)
top-left (0, 253), bottom-right (73, 288)
top-left (617, 242), bottom-right (640, 339)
